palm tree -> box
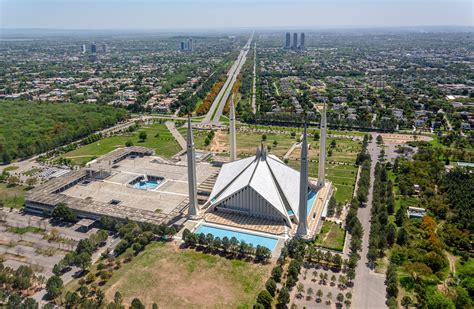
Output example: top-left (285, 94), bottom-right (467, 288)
top-left (312, 270), bottom-right (318, 281)
top-left (319, 272), bottom-right (324, 283)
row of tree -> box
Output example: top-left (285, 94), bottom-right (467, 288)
top-left (181, 229), bottom-right (272, 263)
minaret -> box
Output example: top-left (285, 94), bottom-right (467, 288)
top-left (229, 95), bottom-right (237, 161)
top-left (317, 102), bottom-right (327, 187)
top-left (186, 116), bottom-right (199, 218)
top-left (296, 124), bottom-right (309, 237)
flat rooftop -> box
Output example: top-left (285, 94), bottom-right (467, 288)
top-left (64, 156), bottom-right (219, 214)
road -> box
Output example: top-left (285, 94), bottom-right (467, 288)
top-left (251, 42), bottom-right (257, 114)
top-left (352, 133), bottom-right (387, 309)
top-left (202, 33), bottom-right (253, 125)
top-left (165, 121), bottom-right (186, 150)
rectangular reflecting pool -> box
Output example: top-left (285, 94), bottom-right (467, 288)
top-left (195, 224), bottom-right (278, 251)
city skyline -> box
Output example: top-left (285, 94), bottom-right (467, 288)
top-left (1, 0), bottom-right (472, 30)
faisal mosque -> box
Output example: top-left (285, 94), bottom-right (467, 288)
top-left (186, 98), bottom-right (332, 239)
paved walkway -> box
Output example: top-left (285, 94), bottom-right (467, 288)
top-left (352, 133), bottom-right (386, 309)
top-left (165, 121), bottom-right (186, 150)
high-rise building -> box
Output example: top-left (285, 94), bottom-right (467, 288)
top-left (102, 43), bottom-right (107, 53)
top-left (300, 32), bottom-right (305, 49)
top-left (89, 43), bottom-right (97, 62)
top-left (293, 32), bottom-right (298, 49)
top-left (285, 32), bottom-right (291, 49)
top-left (180, 38), bottom-right (194, 52)
top-left (81, 44), bottom-right (86, 53)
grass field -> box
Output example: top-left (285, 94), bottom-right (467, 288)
top-left (63, 123), bottom-right (181, 165)
top-left (101, 242), bottom-right (270, 308)
top-left (208, 129), bottom-right (360, 203)
top-left (288, 160), bottom-right (358, 203)
top-left (0, 183), bottom-right (27, 209)
top-left (314, 221), bottom-right (346, 251)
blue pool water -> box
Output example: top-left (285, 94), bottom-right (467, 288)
top-left (134, 180), bottom-right (160, 190)
top-left (195, 224), bottom-right (278, 250)
top-left (307, 190), bottom-right (317, 214)
top-left (287, 190), bottom-right (318, 217)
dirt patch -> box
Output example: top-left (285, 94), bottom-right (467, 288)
top-left (379, 133), bottom-right (432, 144)
top-left (210, 130), bottom-right (229, 153)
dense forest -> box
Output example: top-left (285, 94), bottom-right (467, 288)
top-left (386, 143), bottom-right (473, 308)
top-left (0, 101), bottom-right (128, 163)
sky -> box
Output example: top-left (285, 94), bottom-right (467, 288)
top-left (0, 0), bottom-right (473, 30)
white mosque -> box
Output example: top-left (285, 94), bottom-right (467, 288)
top-left (186, 98), bottom-right (331, 238)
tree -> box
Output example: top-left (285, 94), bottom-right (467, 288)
top-left (265, 278), bottom-right (277, 296)
top-left (74, 252), bottom-right (92, 271)
top-left (387, 223), bottom-right (396, 246)
top-left (296, 282), bottom-right (305, 297)
top-left (271, 266), bottom-right (283, 282)
top-left (7, 175), bottom-right (19, 186)
top-left (401, 296), bottom-right (412, 309)
top-left (316, 289), bottom-right (323, 300)
top-left (326, 292), bottom-right (333, 304)
top-left (138, 131), bottom-right (147, 141)
top-left (22, 298), bottom-right (39, 309)
top-left (51, 203), bottom-right (77, 223)
top-left (307, 287), bottom-right (314, 300)
top-left (26, 177), bottom-right (37, 188)
top-left (256, 290), bottom-right (273, 309)
top-left (337, 293), bottom-right (344, 304)
top-left (278, 287), bottom-right (290, 305)
top-left (152, 304), bottom-right (159, 309)
top-left (330, 274), bottom-right (337, 285)
top-left (125, 140), bottom-right (134, 147)
top-left (46, 275), bottom-right (63, 299)
top-left (255, 245), bottom-right (271, 262)
top-left (130, 298), bottom-right (145, 309)
top-left (396, 227), bottom-right (408, 246)
top-left (261, 134), bottom-right (267, 141)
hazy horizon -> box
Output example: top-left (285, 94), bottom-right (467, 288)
top-left (1, 0), bottom-right (472, 30)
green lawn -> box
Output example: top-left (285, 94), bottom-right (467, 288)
top-left (100, 242), bottom-right (270, 308)
top-left (288, 160), bottom-right (358, 203)
top-left (178, 126), bottom-right (211, 150)
top-left (7, 226), bottom-right (44, 235)
top-left (0, 183), bottom-right (27, 209)
top-left (314, 221), bottom-right (346, 251)
top-left (3, 166), bottom-right (19, 172)
top-left (63, 123), bottom-right (181, 165)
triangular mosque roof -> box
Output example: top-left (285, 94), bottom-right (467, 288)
top-left (208, 150), bottom-right (304, 219)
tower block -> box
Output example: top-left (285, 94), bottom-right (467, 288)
top-left (186, 116), bottom-right (199, 218)
top-left (229, 95), bottom-right (237, 162)
top-left (296, 125), bottom-right (309, 238)
top-left (317, 102), bottom-right (327, 188)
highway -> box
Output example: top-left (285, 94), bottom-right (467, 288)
top-left (202, 33), bottom-right (253, 125)
top-left (251, 42), bottom-right (257, 114)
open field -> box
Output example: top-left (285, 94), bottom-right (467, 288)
top-left (100, 242), bottom-right (270, 308)
top-left (288, 161), bottom-right (358, 203)
top-left (314, 221), bottom-right (346, 252)
top-left (0, 183), bottom-right (27, 209)
top-left (63, 123), bottom-right (181, 165)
